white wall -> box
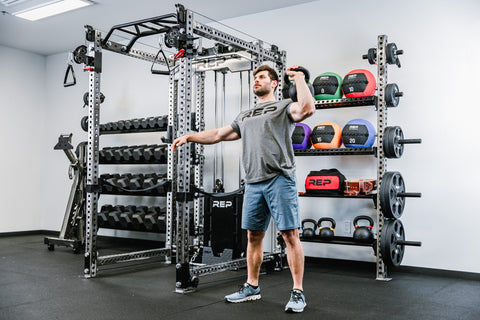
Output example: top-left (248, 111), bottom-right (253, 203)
top-left (0, 45), bottom-right (47, 232)
top-left (22, 0), bottom-right (480, 273)
top-left (221, 0), bottom-right (480, 273)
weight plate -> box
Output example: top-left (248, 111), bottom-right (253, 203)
top-left (73, 45), bottom-right (87, 64)
top-left (383, 126), bottom-right (404, 158)
top-left (386, 43), bottom-right (398, 64)
top-left (380, 219), bottom-right (405, 267)
top-left (367, 48), bottom-right (376, 64)
top-left (385, 83), bottom-right (400, 108)
top-left (81, 116), bottom-right (88, 132)
top-left (380, 171), bottom-right (405, 219)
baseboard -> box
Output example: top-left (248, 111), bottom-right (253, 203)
top-left (305, 256), bottom-right (480, 281)
top-left (0, 230), bottom-right (58, 238)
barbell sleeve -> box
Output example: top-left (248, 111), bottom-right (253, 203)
top-left (398, 138), bottom-right (422, 144)
top-left (397, 192), bottom-right (422, 198)
top-left (396, 240), bottom-right (422, 246)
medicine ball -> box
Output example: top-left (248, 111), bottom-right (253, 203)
top-left (292, 123), bottom-right (312, 150)
top-left (342, 119), bottom-right (376, 148)
top-left (313, 72), bottom-right (343, 100)
top-left (342, 69), bottom-right (376, 98)
top-left (310, 122), bottom-right (342, 149)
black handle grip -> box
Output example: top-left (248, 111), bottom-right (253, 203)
top-left (151, 70), bottom-right (170, 75)
top-left (63, 64), bottom-right (76, 87)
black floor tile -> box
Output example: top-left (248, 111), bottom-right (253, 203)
top-left (0, 234), bottom-right (479, 320)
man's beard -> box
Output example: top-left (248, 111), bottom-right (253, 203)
top-left (253, 86), bottom-right (270, 97)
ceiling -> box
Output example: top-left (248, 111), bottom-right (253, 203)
top-left (0, 0), bottom-right (316, 56)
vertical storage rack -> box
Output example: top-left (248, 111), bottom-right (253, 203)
top-left (296, 35), bottom-right (422, 280)
top-left (82, 4), bottom-right (287, 289)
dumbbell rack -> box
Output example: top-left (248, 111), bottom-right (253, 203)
top-left (82, 26), bottom-right (174, 278)
top-left (296, 35), bottom-right (421, 280)
top-left (79, 4), bottom-right (287, 290)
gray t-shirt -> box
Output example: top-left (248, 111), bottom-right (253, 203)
top-left (231, 99), bottom-right (296, 184)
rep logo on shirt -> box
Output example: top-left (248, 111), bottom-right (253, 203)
top-left (241, 106), bottom-right (277, 121)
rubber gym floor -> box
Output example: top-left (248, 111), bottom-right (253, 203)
top-left (0, 233), bottom-right (479, 320)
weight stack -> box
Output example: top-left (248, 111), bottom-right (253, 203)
top-left (203, 188), bottom-right (247, 260)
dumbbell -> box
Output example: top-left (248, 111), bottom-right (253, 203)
top-left (301, 219), bottom-right (317, 239)
top-left (143, 175), bottom-right (158, 190)
top-left (128, 174), bottom-right (144, 190)
top-left (140, 118), bottom-right (149, 129)
top-left (146, 117), bottom-right (157, 129)
top-left (153, 178), bottom-right (168, 195)
top-left (153, 145), bottom-right (166, 162)
top-left (107, 205), bottom-right (124, 228)
top-left (353, 216), bottom-right (374, 243)
top-left (132, 206), bottom-right (149, 230)
top-left (156, 115), bottom-right (168, 129)
top-left (116, 120), bottom-right (125, 131)
top-left (143, 146), bottom-right (156, 161)
top-left (144, 207), bottom-right (161, 232)
top-left (317, 217), bottom-right (335, 241)
top-left (98, 205), bottom-right (113, 228)
top-left (132, 145), bottom-right (148, 161)
top-left (119, 205), bottom-right (137, 229)
top-left (157, 212), bottom-right (167, 233)
top-left (131, 119), bottom-right (141, 129)
top-left (122, 147), bottom-right (134, 161)
top-left (124, 120), bottom-right (132, 130)
top-left (282, 67), bottom-right (315, 102)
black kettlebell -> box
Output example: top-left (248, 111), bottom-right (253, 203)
top-left (301, 219), bottom-right (317, 239)
top-left (353, 215), bottom-right (374, 243)
top-left (317, 217), bottom-right (336, 241)
top-left (282, 66), bottom-right (314, 102)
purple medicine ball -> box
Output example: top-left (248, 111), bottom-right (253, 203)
top-left (292, 123), bottom-right (312, 149)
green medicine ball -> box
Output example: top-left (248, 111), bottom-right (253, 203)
top-left (313, 72), bottom-right (343, 100)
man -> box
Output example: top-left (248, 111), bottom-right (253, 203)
top-left (172, 64), bottom-right (315, 313)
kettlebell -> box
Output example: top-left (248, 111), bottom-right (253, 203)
top-left (317, 217), bottom-right (336, 241)
top-left (353, 215), bottom-right (374, 243)
top-left (301, 219), bottom-right (317, 239)
top-left (282, 66), bottom-right (315, 102)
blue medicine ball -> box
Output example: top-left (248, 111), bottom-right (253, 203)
top-left (342, 119), bottom-right (376, 148)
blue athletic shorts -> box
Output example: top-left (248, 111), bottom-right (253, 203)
top-left (241, 174), bottom-right (300, 231)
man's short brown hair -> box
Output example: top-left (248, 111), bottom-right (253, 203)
top-left (253, 65), bottom-right (279, 83)
top-left (254, 65), bottom-right (279, 91)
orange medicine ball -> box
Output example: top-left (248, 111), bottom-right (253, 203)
top-left (310, 122), bottom-right (343, 149)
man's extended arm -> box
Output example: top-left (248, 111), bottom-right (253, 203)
top-left (172, 125), bottom-right (240, 153)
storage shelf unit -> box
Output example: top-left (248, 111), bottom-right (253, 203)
top-left (297, 35), bottom-right (406, 280)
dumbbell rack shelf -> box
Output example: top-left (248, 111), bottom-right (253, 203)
top-left (99, 128), bottom-right (167, 135)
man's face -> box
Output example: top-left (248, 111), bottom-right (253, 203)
top-left (253, 70), bottom-right (277, 97)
